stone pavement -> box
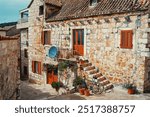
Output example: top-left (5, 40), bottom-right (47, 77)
top-left (21, 81), bottom-right (150, 100)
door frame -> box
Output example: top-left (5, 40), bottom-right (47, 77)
top-left (71, 27), bottom-right (87, 56)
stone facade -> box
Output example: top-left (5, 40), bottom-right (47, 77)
top-left (44, 13), bottom-right (150, 92)
top-left (0, 36), bottom-right (20, 100)
top-left (17, 0), bottom-right (150, 92)
top-left (27, 0), bottom-right (45, 83)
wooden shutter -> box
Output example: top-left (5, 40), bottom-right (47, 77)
top-left (127, 30), bottom-right (133, 49)
top-left (32, 61), bottom-right (35, 73)
top-left (47, 31), bottom-right (51, 45)
top-left (38, 62), bottom-right (42, 74)
top-left (120, 30), bottom-right (133, 49)
top-left (41, 31), bottom-right (44, 45)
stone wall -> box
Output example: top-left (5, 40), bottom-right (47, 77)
top-left (0, 31), bottom-right (6, 37)
top-left (20, 29), bottom-right (29, 79)
top-left (28, 0), bottom-right (45, 83)
top-left (25, 0), bottom-right (150, 92)
top-left (0, 36), bottom-right (20, 100)
top-left (44, 13), bottom-right (150, 92)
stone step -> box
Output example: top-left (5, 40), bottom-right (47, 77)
top-left (81, 63), bottom-right (92, 68)
top-left (93, 73), bottom-right (103, 78)
top-left (97, 76), bottom-right (107, 82)
top-left (89, 69), bottom-right (98, 75)
top-left (100, 80), bottom-right (110, 86)
top-left (104, 84), bottom-right (114, 90)
top-left (84, 66), bottom-right (95, 71)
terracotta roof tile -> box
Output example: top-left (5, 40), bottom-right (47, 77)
top-left (45, 0), bottom-right (62, 7)
top-left (46, 0), bottom-right (150, 22)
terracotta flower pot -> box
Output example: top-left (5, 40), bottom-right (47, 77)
top-left (79, 88), bottom-right (85, 95)
top-left (128, 89), bottom-right (135, 94)
top-left (84, 90), bottom-right (90, 96)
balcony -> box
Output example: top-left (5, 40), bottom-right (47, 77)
top-left (17, 9), bottom-right (29, 29)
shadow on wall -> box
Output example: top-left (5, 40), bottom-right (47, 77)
top-left (144, 58), bottom-right (150, 93)
top-left (20, 49), bottom-right (29, 81)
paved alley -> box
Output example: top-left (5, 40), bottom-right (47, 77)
top-left (21, 81), bottom-right (150, 100)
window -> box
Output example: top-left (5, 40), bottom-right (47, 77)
top-left (41, 31), bottom-right (51, 45)
top-left (120, 30), bottom-right (133, 49)
top-left (20, 10), bottom-right (28, 23)
top-left (90, 0), bottom-right (98, 6)
top-left (39, 5), bottom-right (44, 15)
top-left (24, 66), bottom-right (28, 75)
top-left (24, 49), bottom-right (28, 58)
top-left (32, 61), bottom-right (42, 74)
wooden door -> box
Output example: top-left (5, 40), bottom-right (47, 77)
top-left (73, 29), bottom-right (84, 56)
top-left (47, 68), bottom-right (58, 84)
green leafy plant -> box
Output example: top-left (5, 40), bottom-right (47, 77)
top-left (58, 61), bottom-right (68, 71)
top-left (58, 61), bottom-right (77, 72)
top-left (51, 82), bottom-right (61, 91)
top-left (73, 76), bottom-right (84, 88)
top-left (122, 83), bottom-right (137, 91)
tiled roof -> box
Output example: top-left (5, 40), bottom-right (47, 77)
top-left (0, 26), bottom-right (14, 31)
top-left (45, 0), bottom-right (62, 7)
top-left (28, 0), bottom-right (62, 8)
top-left (46, 0), bottom-right (150, 22)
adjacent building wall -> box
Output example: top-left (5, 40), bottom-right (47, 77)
top-left (0, 36), bottom-right (20, 100)
top-left (28, 0), bottom-right (45, 83)
top-left (20, 29), bottom-right (29, 80)
top-left (0, 31), bottom-right (6, 36)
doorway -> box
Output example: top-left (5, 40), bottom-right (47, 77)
top-left (73, 29), bottom-right (84, 56)
top-left (47, 67), bottom-right (58, 84)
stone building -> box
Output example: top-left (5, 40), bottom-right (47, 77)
top-left (17, 0), bottom-right (150, 92)
top-left (0, 36), bottom-right (20, 100)
top-left (0, 22), bottom-right (18, 37)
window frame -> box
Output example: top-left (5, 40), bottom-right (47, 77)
top-left (90, 0), bottom-right (98, 6)
top-left (120, 30), bottom-right (133, 49)
top-left (32, 61), bottom-right (42, 75)
top-left (41, 31), bottom-right (51, 45)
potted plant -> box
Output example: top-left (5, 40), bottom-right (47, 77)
top-left (51, 82), bottom-right (61, 92)
top-left (73, 76), bottom-right (84, 91)
top-left (123, 83), bottom-right (136, 94)
top-left (84, 89), bottom-right (90, 96)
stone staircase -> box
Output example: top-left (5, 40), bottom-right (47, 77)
top-left (78, 57), bottom-right (114, 92)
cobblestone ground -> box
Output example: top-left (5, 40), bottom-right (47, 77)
top-left (21, 81), bottom-right (150, 100)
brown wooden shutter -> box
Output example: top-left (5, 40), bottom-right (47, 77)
top-left (120, 30), bottom-right (125, 48)
top-left (120, 30), bottom-right (133, 49)
top-left (32, 61), bottom-right (35, 73)
top-left (48, 31), bottom-right (51, 45)
top-left (38, 62), bottom-right (42, 74)
top-left (127, 30), bottom-right (133, 49)
top-left (41, 31), bottom-right (44, 45)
